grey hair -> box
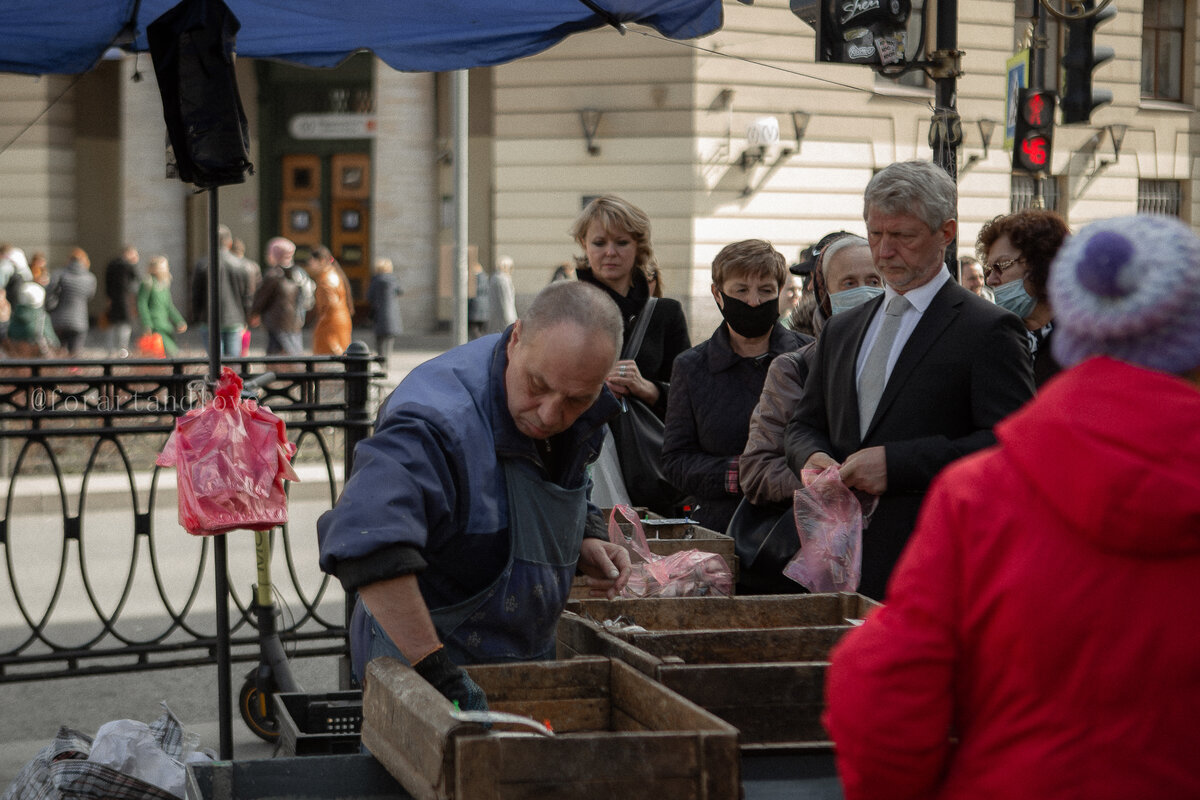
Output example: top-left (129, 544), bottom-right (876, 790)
top-left (820, 235), bottom-right (870, 278)
top-left (863, 161), bottom-right (957, 233)
top-left (522, 280), bottom-right (623, 356)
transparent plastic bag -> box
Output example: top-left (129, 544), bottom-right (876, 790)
top-left (783, 466), bottom-right (878, 593)
top-left (608, 504), bottom-right (733, 598)
top-left (156, 367), bottom-right (298, 535)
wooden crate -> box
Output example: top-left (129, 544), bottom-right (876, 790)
top-left (564, 592), bottom-right (877, 630)
top-left (570, 519), bottom-right (738, 599)
top-left (556, 594), bottom-right (879, 750)
top-left (362, 656), bottom-right (741, 800)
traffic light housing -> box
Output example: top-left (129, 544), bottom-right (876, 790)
top-left (1013, 89), bottom-right (1056, 174)
top-left (1061, 1), bottom-right (1117, 124)
top-left (791, 0), bottom-right (912, 67)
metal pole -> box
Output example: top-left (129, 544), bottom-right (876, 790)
top-left (452, 70), bottom-right (469, 347)
top-left (208, 187), bottom-right (234, 760)
top-left (934, 0), bottom-right (960, 277)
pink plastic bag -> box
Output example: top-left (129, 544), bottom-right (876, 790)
top-left (157, 367), bottom-right (298, 535)
top-left (783, 466), bottom-right (878, 593)
top-left (608, 504), bottom-right (733, 598)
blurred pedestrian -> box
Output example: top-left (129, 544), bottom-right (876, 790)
top-left (191, 224), bottom-right (251, 357)
top-left (250, 237), bottom-right (310, 355)
top-left (137, 256), bottom-right (187, 356)
top-left (366, 257), bottom-right (404, 360)
top-left (467, 258), bottom-right (489, 339)
top-left (104, 244), bottom-right (141, 357)
top-left (47, 247), bottom-right (97, 357)
top-left (488, 255), bottom-right (517, 332)
top-left (550, 260), bottom-right (576, 282)
top-left (310, 245), bottom-right (354, 355)
top-left (5, 249), bottom-right (57, 357)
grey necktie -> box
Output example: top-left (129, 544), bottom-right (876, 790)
top-left (858, 294), bottom-right (911, 437)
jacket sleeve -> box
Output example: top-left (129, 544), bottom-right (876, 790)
top-left (824, 473), bottom-right (963, 800)
top-left (250, 276), bottom-right (276, 317)
top-left (784, 334), bottom-right (837, 476)
top-left (741, 351), bottom-right (808, 505)
top-left (317, 408), bottom-right (462, 591)
top-left (661, 353), bottom-right (737, 501)
top-left (886, 311), bottom-right (1035, 492)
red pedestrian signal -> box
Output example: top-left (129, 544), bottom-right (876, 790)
top-left (1012, 89), bottom-right (1056, 174)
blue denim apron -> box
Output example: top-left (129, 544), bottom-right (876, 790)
top-left (352, 456), bottom-right (586, 677)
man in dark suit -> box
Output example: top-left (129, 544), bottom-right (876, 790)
top-left (784, 160), bottom-right (1035, 599)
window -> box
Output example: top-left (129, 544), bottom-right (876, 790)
top-left (1137, 180), bottom-right (1182, 216)
top-left (1142, 0), bottom-right (1185, 101)
top-left (1014, 0), bottom-right (1064, 95)
top-left (1011, 174), bottom-right (1062, 213)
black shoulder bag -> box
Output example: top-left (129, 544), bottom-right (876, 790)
top-left (608, 298), bottom-right (684, 515)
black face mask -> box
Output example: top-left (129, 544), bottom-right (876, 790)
top-left (718, 291), bottom-right (778, 339)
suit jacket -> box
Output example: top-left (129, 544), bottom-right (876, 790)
top-left (784, 279), bottom-right (1035, 598)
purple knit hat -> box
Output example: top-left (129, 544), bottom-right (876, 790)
top-left (1049, 214), bottom-right (1200, 373)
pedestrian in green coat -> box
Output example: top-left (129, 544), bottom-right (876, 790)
top-left (137, 256), bottom-right (188, 356)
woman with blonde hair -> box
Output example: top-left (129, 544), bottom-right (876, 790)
top-left (571, 194), bottom-right (690, 513)
top-left (137, 255), bottom-right (188, 356)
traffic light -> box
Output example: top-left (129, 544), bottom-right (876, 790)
top-left (1061, 1), bottom-right (1117, 124)
top-left (791, 0), bottom-right (912, 67)
top-left (1012, 89), bottom-right (1056, 174)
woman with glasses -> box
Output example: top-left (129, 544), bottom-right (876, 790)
top-left (976, 209), bottom-right (1071, 386)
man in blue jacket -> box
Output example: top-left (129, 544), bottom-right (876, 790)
top-left (318, 280), bottom-right (631, 710)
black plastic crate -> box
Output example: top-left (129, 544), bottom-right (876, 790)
top-left (274, 690), bottom-right (363, 756)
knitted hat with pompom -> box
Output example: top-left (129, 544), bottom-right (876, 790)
top-left (1049, 214), bottom-right (1200, 375)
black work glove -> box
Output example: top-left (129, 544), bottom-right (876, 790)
top-left (412, 647), bottom-right (489, 712)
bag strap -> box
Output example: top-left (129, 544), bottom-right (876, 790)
top-left (622, 296), bottom-right (657, 360)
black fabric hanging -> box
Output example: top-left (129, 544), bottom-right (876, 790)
top-left (147, 0), bottom-right (253, 188)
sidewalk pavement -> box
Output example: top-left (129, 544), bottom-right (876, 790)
top-left (81, 324), bottom-right (454, 380)
top-left (0, 328), bottom-right (454, 790)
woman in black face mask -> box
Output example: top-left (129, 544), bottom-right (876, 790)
top-left (661, 240), bottom-right (813, 534)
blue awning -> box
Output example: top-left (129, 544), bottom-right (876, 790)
top-left (0, 0), bottom-right (725, 75)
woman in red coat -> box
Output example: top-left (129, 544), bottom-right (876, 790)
top-left (824, 214), bottom-right (1200, 800)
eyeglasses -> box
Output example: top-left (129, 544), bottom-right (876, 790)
top-left (984, 256), bottom-right (1024, 280)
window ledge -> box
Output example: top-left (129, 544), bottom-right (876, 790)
top-left (1137, 98), bottom-right (1194, 113)
top-left (871, 80), bottom-right (935, 99)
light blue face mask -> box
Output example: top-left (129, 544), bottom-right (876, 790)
top-left (992, 277), bottom-right (1037, 319)
top-left (829, 285), bottom-right (884, 315)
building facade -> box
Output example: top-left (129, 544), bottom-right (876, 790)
top-left (0, 0), bottom-right (1193, 339)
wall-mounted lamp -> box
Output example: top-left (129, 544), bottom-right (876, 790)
top-left (959, 118), bottom-right (997, 176)
top-left (1086, 123), bottom-right (1129, 180)
top-left (790, 110), bottom-right (811, 144)
top-left (709, 88), bottom-right (734, 113)
top-left (578, 108), bottom-right (603, 156)
top-left (738, 116), bottom-right (780, 171)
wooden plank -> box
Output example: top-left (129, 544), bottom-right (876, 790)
top-left (362, 657), bottom-right (473, 800)
top-left (566, 593), bottom-right (878, 630)
top-left (488, 698), bottom-right (609, 733)
top-left (611, 660), bottom-right (739, 735)
top-left (627, 626), bottom-right (851, 664)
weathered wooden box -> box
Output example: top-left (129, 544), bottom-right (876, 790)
top-left (362, 655), bottom-right (741, 800)
top-left (557, 594), bottom-right (879, 750)
top-left (570, 518), bottom-right (738, 599)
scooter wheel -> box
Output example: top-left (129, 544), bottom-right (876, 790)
top-left (238, 673), bottom-right (280, 742)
